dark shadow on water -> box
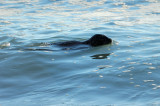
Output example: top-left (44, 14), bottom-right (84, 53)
top-left (23, 48), bottom-right (56, 51)
top-left (91, 53), bottom-right (110, 59)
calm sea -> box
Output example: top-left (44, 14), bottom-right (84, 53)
top-left (0, 0), bottom-right (160, 105)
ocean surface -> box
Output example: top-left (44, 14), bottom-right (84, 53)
top-left (0, 0), bottom-right (160, 105)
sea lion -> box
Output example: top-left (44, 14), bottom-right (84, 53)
top-left (21, 34), bottom-right (112, 52)
top-left (55, 34), bottom-right (112, 47)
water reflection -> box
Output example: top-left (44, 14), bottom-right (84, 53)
top-left (1, 0), bottom-right (160, 105)
top-left (91, 53), bottom-right (110, 59)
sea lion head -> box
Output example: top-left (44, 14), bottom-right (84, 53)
top-left (84, 34), bottom-right (112, 46)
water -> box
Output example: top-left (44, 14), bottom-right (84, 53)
top-left (0, 0), bottom-right (160, 105)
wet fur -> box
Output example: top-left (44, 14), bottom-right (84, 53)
top-left (55, 34), bottom-right (112, 47)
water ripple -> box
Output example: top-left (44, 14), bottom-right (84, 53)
top-left (0, 0), bottom-right (160, 105)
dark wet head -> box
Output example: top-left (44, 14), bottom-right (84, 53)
top-left (84, 34), bottom-right (112, 46)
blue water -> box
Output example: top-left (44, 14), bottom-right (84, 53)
top-left (0, 0), bottom-right (160, 105)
